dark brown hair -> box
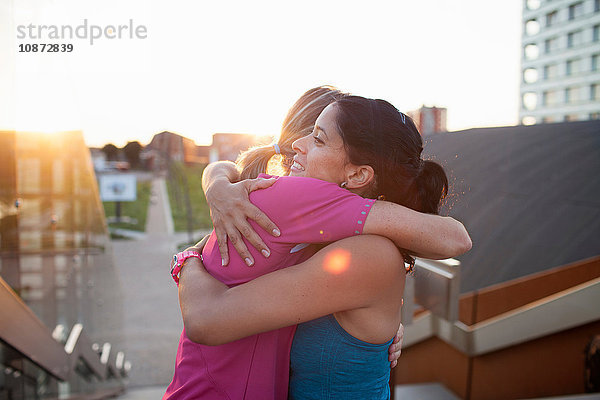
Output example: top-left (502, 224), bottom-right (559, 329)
top-left (333, 96), bottom-right (448, 270)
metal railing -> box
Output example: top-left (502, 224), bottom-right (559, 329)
top-left (402, 257), bottom-right (462, 326)
top-left (403, 275), bottom-right (600, 356)
top-left (0, 276), bottom-right (130, 397)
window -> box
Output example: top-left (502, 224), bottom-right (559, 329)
top-left (592, 83), bottom-right (600, 100)
top-left (590, 112), bottom-right (600, 120)
top-left (542, 116), bottom-right (555, 123)
top-left (546, 10), bottom-right (558, 26)
top-left (523, 92), bottom-right (538, 110)
top-left (594, 25), bottom-right (600, 42)
top-left (567, 31), bottom-right (582, 48)
top-left (524, 68), bottom-right (538, 83)
top-left (522, 116), bottom-right (536, 125)
top-left (568, 2), bottom-right (584, 20)
top-left (525, 44), bottom-right (540, 60)
top-left (544, 64), bottom-right (558, 79)
top-left (566, 59), bottom-right (580, 75)
top-left (596, 0), bottom-right (600, 12)
top-left (527, 0), bottom-right (541, 10)
top-left (526, 19), bottom-right (540, 36)
top-left (592, 54), bottom-right (599, 72)
top-left (545, 37), bottom-right (559, 53)
top-left (564, 115), bottom-right (578, 122)
top-left (565, 87), bottom-right (581, 103)
top-left (543, 90), bottom-right (558, 106)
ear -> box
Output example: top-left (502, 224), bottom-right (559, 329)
top-left (345, 164), bottom-right (375, 191)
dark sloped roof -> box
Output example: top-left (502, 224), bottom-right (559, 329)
top-left (423, 120), bottom-right (600, 293)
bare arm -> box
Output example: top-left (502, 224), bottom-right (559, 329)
top-left (202, 161), bottom-right (280, 266)
top-left (180, 235), bottom-right (404, 346)
top-left (363, 201), bottom-right (472, 260)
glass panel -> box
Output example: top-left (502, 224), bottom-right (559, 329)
top-left (0, 130), bottom-right (125, 397)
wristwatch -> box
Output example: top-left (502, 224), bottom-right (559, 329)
top-left (170, 250), bottom-right (202, 285)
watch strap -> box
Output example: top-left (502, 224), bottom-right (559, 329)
top-left (170, 250), bottom-right (202, 285)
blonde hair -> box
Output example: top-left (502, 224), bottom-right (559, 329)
top-left (236, 86), bottom-right (345, 180)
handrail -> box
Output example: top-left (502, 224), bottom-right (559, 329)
top-left (402, 258), bottom-right (461, 325)
top-left (0, 276), bottom-right (71, 380)
top-left (0, 275), bottom-right (130, 384)
top-left (403, 276), bottom-right (600, 356)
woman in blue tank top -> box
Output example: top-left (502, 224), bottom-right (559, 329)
top-left (179, 94), bottom-right (471, 398)
top-left (290, 315), bottom-right (393, 399)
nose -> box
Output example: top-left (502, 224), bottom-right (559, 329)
top-left (291, 136), bottom-right (306, 154)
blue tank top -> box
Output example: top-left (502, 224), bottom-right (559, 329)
top-left (289, 314), bottom-right (393, 400)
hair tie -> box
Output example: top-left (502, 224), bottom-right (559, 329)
top-left (273, 143), bottom-right (281, 154)
top-left (399, 112), bottom-right (406, 124)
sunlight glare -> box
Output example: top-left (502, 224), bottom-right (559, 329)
top-left (323, 249), bottom-right (351, 275)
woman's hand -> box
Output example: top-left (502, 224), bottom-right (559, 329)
top-left (205, 176), bottom-right (280, 266)
top-left (185, 234), bottom-right (211, 253)
top-left (388, 323), bottom-right (404, 368)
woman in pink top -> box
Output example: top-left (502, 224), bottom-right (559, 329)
top-left (165, 90), bottom-right (471, 399)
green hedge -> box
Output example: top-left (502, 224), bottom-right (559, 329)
top-left (166, 163), bottom-right (213, 232)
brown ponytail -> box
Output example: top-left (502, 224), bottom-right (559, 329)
top-left (236, 144), bottom-right (279, 180)
top-left (415, 160), bottom-right (448, 214)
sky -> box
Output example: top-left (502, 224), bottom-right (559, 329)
top-left (1, 0), bottom-right (523, 147)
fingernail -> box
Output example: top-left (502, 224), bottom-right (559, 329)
top-left (272, 229), bottom-right (280, 237)
top-left (261, 249), bottom-right (270, 258)
top-left (245, 257), bottom-right (254, 266)
top-left (221, 258), bottom-right (227, 266)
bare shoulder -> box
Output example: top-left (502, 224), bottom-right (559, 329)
top-left (318, 235), bottom-right (404, 281)
top-left (334, 235), bottom-right (403, 262)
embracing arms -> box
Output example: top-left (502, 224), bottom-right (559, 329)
top-left (180, 235), bottom-right (405, 346)
top-left (363, 201), bottom-right (472, 260)
top-left (202, 161), bottom-right (279, 266)
top-left (202, 161), bottom-right (472, 263)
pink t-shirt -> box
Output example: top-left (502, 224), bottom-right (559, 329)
top-left (164, 175), bottom-right (376, 400)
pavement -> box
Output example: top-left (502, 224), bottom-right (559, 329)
top-left (111, 177), bottom-right (208, 396)
top-left (110, 177), bottom-right (600, 399)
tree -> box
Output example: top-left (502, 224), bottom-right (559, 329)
top-left (123, 141), bottom-right (143, 169)
top-left (101, 143), bottom-right (119, 161)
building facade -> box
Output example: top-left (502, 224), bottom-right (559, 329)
top-left (407, 105), bottom-right (447, 135)
top-left (143, 131), bottom-right (273, 170)
top-left (520, 0), bottom-right (600, 124)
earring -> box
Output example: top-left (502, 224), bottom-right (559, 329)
top-left (340, 182), bottom-right (347, 189)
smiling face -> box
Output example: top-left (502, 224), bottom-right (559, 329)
top-left (289, 104), bottom-right (349, 185)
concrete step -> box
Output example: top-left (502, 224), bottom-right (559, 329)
top-left (116, 386), bottom-right (167, 399)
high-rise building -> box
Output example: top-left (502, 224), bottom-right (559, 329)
top-left (407, 105), bottom-right (447, 136)
top-left (520, 0), bottom-right (600, 124)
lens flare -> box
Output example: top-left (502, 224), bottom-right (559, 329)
top-left (323, 249), bottom-right (351, 275)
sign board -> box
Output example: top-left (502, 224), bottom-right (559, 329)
top-left (99, 174), bottom-right (137, 202)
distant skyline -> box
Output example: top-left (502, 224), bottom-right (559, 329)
top-left (1, 0), bottom-right (523, 147)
